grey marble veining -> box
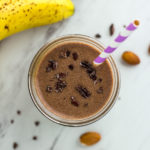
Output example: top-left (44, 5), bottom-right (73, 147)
top-left (0, 0), bottom-right (150, 149)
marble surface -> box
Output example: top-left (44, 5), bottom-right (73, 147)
top-left (0, 0), bottom-right (150, 149)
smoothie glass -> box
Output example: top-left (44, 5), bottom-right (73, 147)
top-left (28, 34), bottom-right (120, 126)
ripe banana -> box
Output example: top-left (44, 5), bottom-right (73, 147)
top-left (0, 0), bottom-right (74, 40)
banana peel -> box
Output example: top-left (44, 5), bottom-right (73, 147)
top-left (0, 0), bottom-right (74, 40)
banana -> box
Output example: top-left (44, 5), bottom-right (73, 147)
top-left (0, 0), bottom-right (74, 40)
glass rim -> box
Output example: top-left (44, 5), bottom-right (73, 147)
top-left (28, 34), bottom-right (120, 127)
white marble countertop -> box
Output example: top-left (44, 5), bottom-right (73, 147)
top-left (0, 0), bottom-right (150, 149)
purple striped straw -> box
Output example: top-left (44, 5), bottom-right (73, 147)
top-left (94, 20), bottom-right (140, 65)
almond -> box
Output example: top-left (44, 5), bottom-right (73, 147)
top-left (80, 132), bottom-right (101, 146)
top-left (122, 51), bottom-right (140, 65)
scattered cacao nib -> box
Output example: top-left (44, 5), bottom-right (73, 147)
top-left (34, 121), bottom-right (40, 126)
top-left (123, 25), bottom-right (126, 28)
top-left (33, 136), bottom-right (37, 140)
top-left (80, 61), bottom-right (92, 69)
top-left (80, 61), bottom-right (98, 81)
top-left (59, 50), bottom-right (70, 58)
top-left (70, 96), bottom-right (79, 107)
top-left (46, 60), bottom-right (57, 72)
top-left (56, 73), bottom-right (66, 79)
top-left (72, 52), bottom-right (78, 60)
top-left (10, 119), bottom-right (14, 124)
top-left (109, 24), bottom-right (115, 36)
top-left (83, 103), bottom-right (88, 107)
top-left (55, 80), bottom-right (67, 93)
top-left (48, 60), bottom-right (57, 70)
top-left (89, 70), bottom-right (97, 81)
top-left (17, 110), bottom-right (21, 115)
top-left (46, 86), bottom-right (52, 93)
top-left (95, 33), bottom-right (101, 38)
top-left (86, 67), bottom-right (94, 74)
top-left (13, 142), bottom-right (18, 149)
top-left (148, 45), bottom-right (150, 54)
top-left (66, 50), bottom-right (70, 57)
top-left (97, 87), bottom-right (103, 94)
top-left (76, 85), bottom-right (91, 98)
top-left (46, 66), bottom-right (51, 72)
top-left (68, 64), bottom-right (74, 70)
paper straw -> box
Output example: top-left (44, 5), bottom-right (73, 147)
top-left (93, 20), bottom-right (140, 65)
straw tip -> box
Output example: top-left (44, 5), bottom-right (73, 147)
top-left (134, 20), bottom-right (140, 26)
top-left (93, 61), bottom-right (100, 67)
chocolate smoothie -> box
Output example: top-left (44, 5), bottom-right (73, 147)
top-left (35, 42), bottom-right (113, 120)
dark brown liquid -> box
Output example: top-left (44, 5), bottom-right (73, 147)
top-left (35, 42), bottom-right (113, 119)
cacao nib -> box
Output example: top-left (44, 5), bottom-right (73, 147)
top-left (10, 119), bottom-right (14, 124)
top-left (55, 80), bottom-right (67, 93)
top-left (32, 136), bottom-right (37, 140)
top-left (109, 24), bottom-right (115, 36)
top-left (72, 52), bottom-right (78, 60)
top-left (80, 61), bottom-right (92, 69)
top-left (13, 142), bottom-right (18, 149)
top-left (89, 71), bottom-right (97, 81)
top-left (70, 96), bottom-right (79, 107)
top-left (48, 60), bottom-right (57, 70)
top-left (56, 73), bottom-right (66, 79)
top-left (68, 64), bottom-right (74, 70)
top-left (17, 110), bottom-right (21, 115)
top-left (59, 50), bottom-right (70, 58)
top-left (66, 50), bottom-right (70, 57)
top-left (80, 61), bottom-right (97, 81)
top-left (95, 33), bottom-right (101, 38)
top-left (76, 85), bottom-right (91, 98)
top-left (86, 67), bottom-right (94, 74)
top-left (46, 66), bottom-right (51, 72)
top-left (34, 121), bottom-right (40, 126)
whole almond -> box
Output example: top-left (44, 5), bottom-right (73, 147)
top-left (80, 132), bottom-right (101, 146)
top-left (122, 51), bottom-right (140, 65)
